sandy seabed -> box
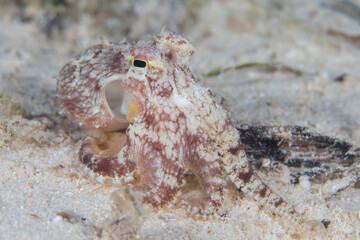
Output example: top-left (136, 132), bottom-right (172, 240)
top-left (1, 0), bottom-right (360, 239)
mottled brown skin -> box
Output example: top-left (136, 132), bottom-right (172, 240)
top-left (57, 30), bottom-right (303, 222)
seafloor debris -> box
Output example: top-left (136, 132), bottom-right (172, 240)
top-left (238, 124), bottom-right (360, 188)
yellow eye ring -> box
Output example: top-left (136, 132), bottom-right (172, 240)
top-left (131, 58), bottom-right (150, 70)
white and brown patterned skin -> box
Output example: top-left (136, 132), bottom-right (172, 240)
top-left (57, 30), bottom-right (303, 222)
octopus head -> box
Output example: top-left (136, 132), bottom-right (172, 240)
top-left (57, 30), bottom-right (195, 132)
top-left (123, 31), bottom-right (195, 110)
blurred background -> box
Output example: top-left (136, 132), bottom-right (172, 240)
top-left (0, 0), bottom-right (359, 140)
top-left (0, 1), bottom-right (360, 239)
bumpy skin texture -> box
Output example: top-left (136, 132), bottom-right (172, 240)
top-left (57, 30), bottom-right (302, 221)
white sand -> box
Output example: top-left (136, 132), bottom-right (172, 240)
top-left (1, 0), bottom-right (360, 239)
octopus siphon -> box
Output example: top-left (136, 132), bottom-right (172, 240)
top-left (57, 30), bottom-right (303, 222)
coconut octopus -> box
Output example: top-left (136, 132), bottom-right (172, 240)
top-left (57, 30), bottom-right (302, 222)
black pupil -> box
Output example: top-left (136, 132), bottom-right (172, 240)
top-left (133, 60), bottom-right (147, 68)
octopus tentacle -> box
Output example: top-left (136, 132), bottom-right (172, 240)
top-left (57, 42), bottom-right (132, 131)
top-left (79, 133), bottom-right (136, 181)
top-left (185, 134), bottom-right (225, 213)
top-left (224, 129), bottom-right (304, 223)
top-left (131, 141), bottom-right (185, 208)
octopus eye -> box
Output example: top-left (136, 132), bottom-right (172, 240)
top-left (132, 59), bottom-right (149, 70)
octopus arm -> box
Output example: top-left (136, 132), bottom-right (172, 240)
top-left (79, 134), bottom-right (136, 180)
top-left (131, 138), bottom-right (185, 209)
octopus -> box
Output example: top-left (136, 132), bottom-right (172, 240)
top-left (57, 30), bottom-right (303, 222)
